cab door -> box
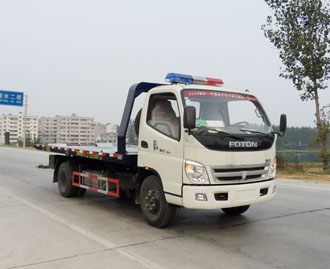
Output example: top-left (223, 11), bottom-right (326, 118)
top-left (138, 91), bottom-right (184, 196)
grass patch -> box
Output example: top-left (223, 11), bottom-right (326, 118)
top-left (277, 162), bottom-right (330, 182)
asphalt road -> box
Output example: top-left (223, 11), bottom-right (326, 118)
top-left (0, 147), bottom-right (329, 269)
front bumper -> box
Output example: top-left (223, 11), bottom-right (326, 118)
top-left (182, 179), bottom-right (276, 209)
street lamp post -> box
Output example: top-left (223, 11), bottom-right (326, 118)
top-left (23, 95), bottom-right (28, 148)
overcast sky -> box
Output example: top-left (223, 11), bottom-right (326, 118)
top-left (0, 0), bottom-right (329, 127)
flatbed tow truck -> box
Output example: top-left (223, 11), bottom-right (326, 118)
top-left (35, 73), bottom-right (286, 227)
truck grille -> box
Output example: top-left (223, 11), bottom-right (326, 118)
top-left (211, 163), bottom-right (269, 184)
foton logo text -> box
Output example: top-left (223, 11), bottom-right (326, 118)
top-left (229, 141), bottom-right (258, 148)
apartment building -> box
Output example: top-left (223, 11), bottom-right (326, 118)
top-left (99, 131), bottom-right (117, 144)
top-left (94, 122), bottom-right (118, 144)
top-left (39, 114), bottom-right (95, 145)
top-left (0, 112), bottom-right (39, 145)
top-left (38, 117), bottom-right (58, 144)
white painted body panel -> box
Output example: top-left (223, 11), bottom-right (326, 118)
top-left (182, 180), bottom-right (276, 209)
top-left (138, 87), bottom-right (184, 196)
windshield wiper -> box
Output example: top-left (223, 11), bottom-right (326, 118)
top-left (196, 127), bottom-right (244, 140)
top-left (240, 128), bottom-right (273, 139)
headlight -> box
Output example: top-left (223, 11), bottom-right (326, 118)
top-left (265, 159), bottom-right (277, 179)
top-left (185, 160), bottom-right (210, 184)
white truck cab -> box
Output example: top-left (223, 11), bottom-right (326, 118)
top-left (138, 73), bottom-right (285, 214)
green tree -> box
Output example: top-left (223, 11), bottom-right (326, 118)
top-left (275, 126), bottom-right (320, 150)
top-left (262, 0), bottom-right (330, 171)
top-left (313, 104), bottom-right (330, 163)
top-left (127, 119), bottom-right (138, 145)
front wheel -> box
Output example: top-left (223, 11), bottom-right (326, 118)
top-left (221, 205), bottom-right (250, 216)
top-left (140, 176), bottom-right (176, 228)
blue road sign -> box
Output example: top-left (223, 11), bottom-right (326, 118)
top-left (0, 90), bottom-right (24, 107)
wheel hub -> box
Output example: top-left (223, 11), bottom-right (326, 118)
top-left (144, 189), bottom-right (160, 215)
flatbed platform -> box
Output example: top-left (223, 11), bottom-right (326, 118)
top-left (34, 144), bottom-right (138, 165)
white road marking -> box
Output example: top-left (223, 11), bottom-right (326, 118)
top-left (0, 188), bottom-right (163, 269)
top-left (278, 183), bottom-right (330, 192)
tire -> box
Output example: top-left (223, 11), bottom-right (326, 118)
top-left (140, 175), bottom-right (176, 228)
top-left (134, 109), bottom-right (142, 137)
top-left (58, 162), bottom-right (79, 198)
top-left (221, 205), bottom-right (250, 216)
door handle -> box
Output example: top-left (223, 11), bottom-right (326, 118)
top-left (141, 141), bottom-right (148, 148)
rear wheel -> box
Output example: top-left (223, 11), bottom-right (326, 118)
top-left (221, 205), bottom-right (250, 216)
top-left (58, 162), bottom-right (79, 197)
top-left (140, 176), bottom-right (176, 228)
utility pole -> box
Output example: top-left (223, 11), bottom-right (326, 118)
top-left (23, 95), bottom-right (28, 148)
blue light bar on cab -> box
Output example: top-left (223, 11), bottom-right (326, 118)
top-left (166, 73), bottom-right (193, 84)
top-left (166, 73), bottom-right (224, 86)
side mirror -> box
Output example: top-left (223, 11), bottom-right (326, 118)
top-left (184, 106), bottom-right (196, 133)
top-left (279, 114), bottom-right (287, 136)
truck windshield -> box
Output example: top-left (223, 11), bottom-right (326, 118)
top-left (182, 90), bottom-right (272, 135)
